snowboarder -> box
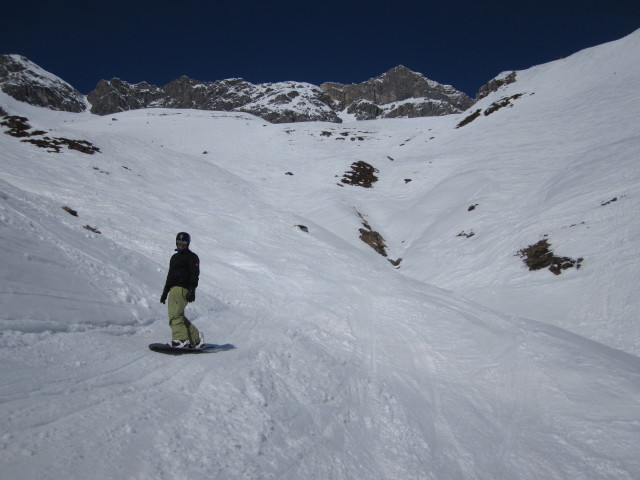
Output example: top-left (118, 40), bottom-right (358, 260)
top-left (160, 232), bottom-right (204, 348)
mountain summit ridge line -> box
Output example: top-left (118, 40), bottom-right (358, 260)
top-left (0, 54), bottom-right (475, 123)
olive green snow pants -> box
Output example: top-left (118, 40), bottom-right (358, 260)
top-left (168, 286), bottom-right (200, 344)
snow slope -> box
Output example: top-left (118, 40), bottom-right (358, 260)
top-left (1, 31), bottom-right (639, 479)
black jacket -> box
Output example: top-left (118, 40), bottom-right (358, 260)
top-left (163, 249), bottom-right (200, 294)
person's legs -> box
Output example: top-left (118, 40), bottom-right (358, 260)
top-left (185, 319), bottom-right (201, 345)
top-left (168, 286), bottom-right (200, 344)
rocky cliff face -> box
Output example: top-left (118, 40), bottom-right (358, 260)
top-left (0, 55), bottom-right (86, 113)
top-left (320, 65), bottom-right (474, 120)
top-left (87, 76), bottom-right (342, 123)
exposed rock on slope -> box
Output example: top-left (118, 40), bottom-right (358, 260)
top-left (0, 55), bottom-right (86, 113)
top-left (476, 71), bottom-right (518, 100)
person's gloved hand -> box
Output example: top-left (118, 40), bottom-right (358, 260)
top-left (160, 289), bottom-right (168, 304)
top-left (186, 289), bottom-right (196, 303)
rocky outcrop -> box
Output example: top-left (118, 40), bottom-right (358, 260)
top-left (87, 76), bottom-right (342, 123)
top-left (0, 55), bottom-right (86, 113)
top-left (346, 100), bottom-right (384, 121)
top-left (321, 65), bottom-right (474, 119)
top-left (87, 78), bottom-right (163, 115)
top-left (476, 71), bottom-right (517, 100)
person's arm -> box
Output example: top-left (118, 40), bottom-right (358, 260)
top-left (186, 253), bottom-right (200, 302)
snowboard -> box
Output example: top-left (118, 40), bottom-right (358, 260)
top-left (148, 342), bottom-right (218, 355)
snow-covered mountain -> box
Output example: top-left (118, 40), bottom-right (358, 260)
top-left (0, 54), bottom-right (86, 113)
top-left (86, 66), bottom-right (473, 123)
top-left (0, 55), bottom-right (473, 123)
top-left (321, 65), bottom-right (474, 119)
top-left (87, 75), bottom-right (342, 123)
top-left (1, 29), bottom-right (640, 480)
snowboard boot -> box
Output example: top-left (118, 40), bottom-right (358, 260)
top-left (170, 339), bottom-right (190, 349)
top-left (190, 333), bottom-right (205, 350)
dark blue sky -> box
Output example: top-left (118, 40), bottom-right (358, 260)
top-left (3, 0), bottom-right (639, 96)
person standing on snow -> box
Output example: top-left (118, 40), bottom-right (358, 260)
top-left (160, 232), bottom-right (204, 348)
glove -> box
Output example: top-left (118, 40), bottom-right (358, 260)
top-left (160, 288), bottom-right (168, 304)
top-left (186, 289), bottom-right (196, 303)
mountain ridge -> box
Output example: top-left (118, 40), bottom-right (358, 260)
top-left (0, 54), bottom-right (475, 123)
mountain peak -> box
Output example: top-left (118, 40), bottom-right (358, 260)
top-left (384, 64), bottom-right (423, 77)
top-left (320, 65), bottom-right (473, 120)
top-left (0, 54), bottom-right (86, 113)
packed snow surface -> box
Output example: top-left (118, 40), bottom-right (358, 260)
top-left (1, 30), bottom-right (640, 479)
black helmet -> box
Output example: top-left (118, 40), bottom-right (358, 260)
top-left (176, 232), bottom-right (191, 246)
